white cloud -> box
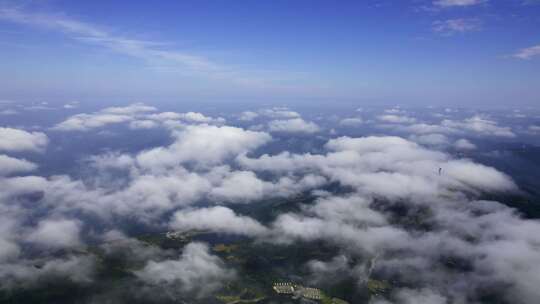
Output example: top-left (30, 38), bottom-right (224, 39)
top-left (26, 219), bottom-right (82, 249)
top-left (101, 103), bottom-right (157, 115)
top-left (129, 120), bottom-right (159, 130)
top-left (271, 212), bottom-right (407, 254)
top-left (339, 117), bottom-right (364, 126)
top-left (63, 101), bottom-right (79, 109)
top-left (179, 112), bottom-right (225, 124)
top-left (268, 118), bottom-right (320, 133)
top-left (384, 115), bottom-right (515, 138)
top-left (1, 104), bottom-right (538, 302)
top-left (209, 170), bottom-right (270, 203)
top-left (454, 138), bottom-right (477, 150)
top-left (145, 111), bottom-right (225, 127)
top-left (387, 288), bottom-right (447, 304)
top-left (136, 124), bottom-right (271, 169)
top-left (134, 242), bottom-right (235, 295)
top-left (53, 113), bottom-right (132, 131)
top-left (377, 114), bottom-right (416, 124)
top-left (238, 111), bottom-right (259, 121)
top-left (240, 136), bottom-right (516, 199)
top-left (384, 107), bottom-right (404, 114)
top-left (146, 111), bottom-right (183, 121)
top-left (237, 135), bottom-right (540, 303)
top-left (389, 123), bottom-right (454, 134)
top-left (52, 103), bottom-right (156, 131)
top-left (0, 175), bottom-right (48, 201)
top-left (259, 108), bottom-right (301, 119)
top-left (0, 127), bottom-right (48, 152)
top-left (432, 18), bottom-right (481, 35)
top-left (0, 255), bottom-right (96, 288)
top-left (409, 133), bottom-right (449, 146)
top-left (442, 115), bottom-right (515, 137)
top-left (170, 207), bottom-right (268, 236)
top-left (0, 109), bottom-right (18, 115)
top-left (433, 0), bottom-right (485, 7)
top-left (0, 155), bottom-right (37, 175)
top-left (512, 45), bottom-right (540, 59)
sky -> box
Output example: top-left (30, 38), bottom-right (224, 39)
top-left (0, 0), bottom-right (539, 107)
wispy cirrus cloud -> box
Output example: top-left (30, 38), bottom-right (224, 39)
top-left (432, 18), bottom-right (481, 35)
top-left (433, 0), bottom-right (486, 7)
top-left (0, 8), bottom-right (216, 70)
top-left (0, 6), bottom-right (303, 89)
top-left (512, 44), bottom-right (540, 59)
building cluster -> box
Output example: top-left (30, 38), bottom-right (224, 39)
top-left (301, 287), bottom-right (322, 300)
top-left (272, 282), bottom-right (296, 295)
top-left (272, 282), bottom-right (350, 304)
top-left (165, 231), bottom-right (182, 239)
top-left (165, 230), bottom-right (192, 241)
top-left (272, 282), bottom-right (322, 300)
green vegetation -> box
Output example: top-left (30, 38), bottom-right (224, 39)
top-left (216, 287), bottom-right (266, 304)
top-left (213, 243), bottom-right (239, 254)
top-left (321, 292), bottom-right (334, 304)
top-left (367, 279), bottom-right (390, 295)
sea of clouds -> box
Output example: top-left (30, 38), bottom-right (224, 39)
top-left (0, 103), bottom-right (539, 303)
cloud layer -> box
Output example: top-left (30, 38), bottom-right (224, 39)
top-left (1, 104), bottom-right (539, 303)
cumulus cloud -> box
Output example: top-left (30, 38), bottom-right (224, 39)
top-left (409, 134), bottom-right (449, 146)
top-left (53, 112), bottom-right (133, 131)
top-left (268, 118), bottom-right (320, 133)
top-left (209, 170), bottom-right (271, 203)
top-left (386, 122), bottom-right (453, 135)
top-left (238, 111), bottom-right (259, 121)
top-left (129, 120), bottom-right (158, 129)
top-left (170, 207), bottom-right (268, 236)
top-left (384, 107), bottom-right (404, 114)
top-left (339, 117), bottom-right (363, 126)
top-left (136, 124), bottom-right (271, 169)
top-left (2, 104), bottom-right (539, 303)
top-left (0, 255), bottom-right (96, 289)
top-left (239, 136), bottom-right (516, 200)
top-left (0, 175), bottom-right (48, 201)
top-left (373, 288), bottom-right (447, 304)
top-left (134, 242), bottom-right (235, 296)
top-left (0, 121), bottom-right (323, 246)
top-left (1, 123), bottom-right (277, 225)
top-left (529, 125), bottom-right (540, 133)
top-left (271, 211), bottom-right (407, 255)
top-left (179, 112), bottom-right (225, 124)
top-left (52, 103), bottom-right (156, 131)
top-left (235, 135), bottom-right (540, 303)
top-left (102, 103), bottom-right (157, 115)
top-left (442, 115), bottom-right (515, 137)
top-left (239, 137), bottom-right (540, 303)
top-left (383, 115), bottom-right (515, 138)
top-left (146, 111), bottom-right (183, 121)
top-left (0, 127), bottom-right (48, 152)
top-left (26, 218), bottom-right (82, 249)
top-left (259, 107), bottom-right (300, 119)
top-left (145, 111), bottom-right (225, 126)
top-left (377, 114), bottom-right (416, 124)
top-left (0, 155), bottom-right (37, 175)
top-left (454, 138), bottom-right (477, 150)
top-left (63, 101), bottom-right (79, 109)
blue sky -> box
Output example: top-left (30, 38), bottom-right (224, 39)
top-left (0, 0), bottom-right (539, 107)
